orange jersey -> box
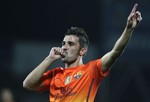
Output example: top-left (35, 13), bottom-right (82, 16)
top-left (37, 59), bottom-right (109, 102)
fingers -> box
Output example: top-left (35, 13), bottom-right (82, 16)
top-left (128, 3), bottom-right (142, 21)
top-left (130, 3), bottom-right (138, 14)
top-left (136, 11), bottom-right (142, 22)
top-left (53, 47), bottom-right (64, 56)
top-left (126, 4), bottom-right (142, 29)
top-left (128, 4), bottom-right (138, 21)
top-left (128, 11), bottom-right (142, 20)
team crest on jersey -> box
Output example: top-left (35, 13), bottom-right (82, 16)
top-left (74, 71), bottom-right (82, 79)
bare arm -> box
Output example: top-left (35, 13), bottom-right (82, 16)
top-left (101, 4), bottom-right (142, 72)
top-left (23, 47), bottom-right (64, 91)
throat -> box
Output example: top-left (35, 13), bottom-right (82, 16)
top-left (65, 57), bottom-right (83, 68)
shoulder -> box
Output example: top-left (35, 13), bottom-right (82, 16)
top-left (44, 67), bottom-right (63, 76)
top-left (85, 58), bottom-right (102, 67)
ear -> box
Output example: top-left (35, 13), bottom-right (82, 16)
top-left (80, 48), bottom-right (87, 56)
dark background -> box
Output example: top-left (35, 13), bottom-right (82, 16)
top-left (0, 0), bottom-right (150, 102)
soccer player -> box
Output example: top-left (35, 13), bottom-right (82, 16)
top-left (23, 4), bottom-right (142, 102)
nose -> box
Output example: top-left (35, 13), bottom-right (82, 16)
top-left (62, 44), bottom-right (68, 51)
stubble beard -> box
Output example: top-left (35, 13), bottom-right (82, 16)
top-left (61, 57), bottom-right (68, 63)
top-left (61, 56), bottom-right (77, 65)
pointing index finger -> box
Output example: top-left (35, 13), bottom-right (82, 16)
top-left (131, 3), bottom-right (138, 14)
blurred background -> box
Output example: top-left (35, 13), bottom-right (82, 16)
top-left (0, 0), bottom-right (150, 102)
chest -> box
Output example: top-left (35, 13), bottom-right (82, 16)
top-left (50, 67), bottom-right (92, 88)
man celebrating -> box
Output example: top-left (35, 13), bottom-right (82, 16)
top-left (23, 4), bottom-right (142, 102)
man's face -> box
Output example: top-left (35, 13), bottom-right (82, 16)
top-left (61, 35), bottom-right (81, 63)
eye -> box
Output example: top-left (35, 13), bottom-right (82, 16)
top-left (68, 41), bottom-right (75, 46)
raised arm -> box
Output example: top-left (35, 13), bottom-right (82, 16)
top-left (101, 4), bottom-right (142, 73)
top-left (23, 47), bottom-right (64, 91)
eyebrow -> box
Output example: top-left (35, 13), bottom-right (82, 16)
top-left (61, 41), bottom-right (75, 45)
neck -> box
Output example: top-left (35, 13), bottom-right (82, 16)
top-left (65, 56), bottom-right (83, 68)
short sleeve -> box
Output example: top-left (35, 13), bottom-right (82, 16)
top-left (96, 59), bottom-right (109, 77)
top-left (37, 70), bottom-right (53, 93)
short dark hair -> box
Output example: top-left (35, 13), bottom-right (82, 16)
top-left (65, 27), bottom-right (89, 49)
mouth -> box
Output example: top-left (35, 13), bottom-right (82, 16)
top-left (61, 51), bottom-right (67, 58)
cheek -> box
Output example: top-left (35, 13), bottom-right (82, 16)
top-left (68, 49), bottom-right (80, 57)
top-left (71, 49), bottom-right (79, 55)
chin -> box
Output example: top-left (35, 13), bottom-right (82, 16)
top-left (61, 58), bottom-right (67, 63)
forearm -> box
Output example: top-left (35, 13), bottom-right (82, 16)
top-left (112, 27), bottom-right (133, 55)
top-left (101, 27), bottom-right (134, 72)
top-left (101, 4), bottom-right (142, 72)
top-left (23, 56), bottom-right (55, 90)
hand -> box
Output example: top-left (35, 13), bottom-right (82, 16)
top-left (126, 4), bottom-right (142, 30)
top-left (48, 47), bottom-right (64, 60)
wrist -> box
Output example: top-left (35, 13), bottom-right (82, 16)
top-left (125, 26), bottom-right (134, 32)
top-left (45, 56), bottom-right (57, 63)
